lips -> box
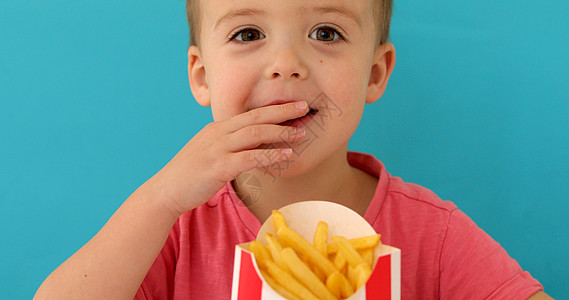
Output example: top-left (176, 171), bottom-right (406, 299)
top-left (255, 99), bottom-right (320, 127)
top-left (278, 108), bottom-right (319, 127)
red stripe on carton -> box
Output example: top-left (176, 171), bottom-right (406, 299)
top-left (237, 250), bottom-right (263, 300)
top-left (231, 201), bottom-right (401, 300)
top-left (366, 254), bottom-right (391, 299)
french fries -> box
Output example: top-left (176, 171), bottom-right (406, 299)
top-left (272, 210), bottom-right (288, 231)
top-left (249, 241), bottom-right (272, 269)
top-left (360, 248), bottom-right (374, 267)
top-left (277, 226), bottom-right (338, 276)
top-left (326, 271), bottom-right (354, 298)
top-left (354, 263), bottom-right (372, 290)
top-left (314, 221), bottom-right (328, 256)
top-left (330, 236), bottom-right (369, 269)
top-left (265, 233), bottom-right (285, 268)
top-left (333, 251), bottom-right (347, 272)
top-left (265, 260), bottom-right (320, 300)
top-left (248, 210), bottom-right (381, 300)
top-left (326, 235), bottom-right (381, 254)
top-left (261, 269), bottom-right (303, 300)
top-left (280, 248), bottom-right (337, 300)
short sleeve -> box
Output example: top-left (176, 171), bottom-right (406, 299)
top-left (134, 219), bottom-right (181, 299)
top-left (439, 209), bottom-right (543, 300)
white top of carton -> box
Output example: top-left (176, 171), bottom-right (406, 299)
top-left (257, 200), bottom-right (377, 244)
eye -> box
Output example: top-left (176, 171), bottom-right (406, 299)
top-left (230, 28), bottom-right (266, 42)
top-left (309, 26), bottom-right (344, 42)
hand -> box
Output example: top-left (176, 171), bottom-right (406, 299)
top-left (147, 101), bottom-right (309, 216)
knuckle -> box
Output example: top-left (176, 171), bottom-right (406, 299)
top-left (247, 151), bottom-right (258, 163)
top-left (247, 109), bottom-right (261, 122)
top-left (217, 169), bottom-right (236, 183)
top-left (202, 122), bottom-right (218, 135)
top-left (249, 125), bottom-right (260, 138)
top-left (248, 151), bottom-right (265, 168)
top-left (228, 114), bottom-right (239, 123)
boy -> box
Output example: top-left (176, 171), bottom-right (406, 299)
top-left (35, 0), bottom-right (552, 299)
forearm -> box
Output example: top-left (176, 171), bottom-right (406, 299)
top-left (528, 290), bottom-right (555, 300)
top-left (34, 101), bottom-right (307, 299)
top-left (34, 180), bottom-right (180, 299)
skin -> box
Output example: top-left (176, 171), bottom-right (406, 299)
top-left (34, 0), bottom-right (552, 298)
top-left (188, 0), bottom-right (395, 221)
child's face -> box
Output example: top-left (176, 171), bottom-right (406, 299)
top-left (189, 0), bottom-right (394, 176)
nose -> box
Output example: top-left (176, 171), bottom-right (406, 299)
top-left (264, 46), bottom-right (309, 80)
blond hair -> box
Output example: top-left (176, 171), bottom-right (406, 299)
top-left (186, 0), bottom-right (392, 48)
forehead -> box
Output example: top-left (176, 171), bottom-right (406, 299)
top-left (201, 0), bottom-right (374, 30)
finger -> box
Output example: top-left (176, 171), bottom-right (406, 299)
top-left (227, 124), bottom-right (306, 152)
top-left (229, 148), bottom-right (294, 175)
top-left (227, 101), bottom-right (309, 132)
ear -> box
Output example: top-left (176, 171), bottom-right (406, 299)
top-left (365, 42), bottom-right (396, 104)
top-left (188, 46), bottom-right (211, 107)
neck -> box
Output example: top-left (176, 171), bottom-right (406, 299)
top-left (232, 147), bottom-right (377, 223)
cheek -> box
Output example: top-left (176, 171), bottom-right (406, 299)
top-left (318, 62), bottom-right (367, 132)
top-left (319, 63), bottom-right (368, 107)
top-left (208, 62), bottom-right (260, 120)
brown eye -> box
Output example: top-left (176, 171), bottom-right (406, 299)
top-left (233, 28), bottom-right (265, 42)
top-left (309, 26), bottom-right (342, 42)
top-left (317, 28), bottom-right (333, 41)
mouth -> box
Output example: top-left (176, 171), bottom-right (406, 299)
top-left (278, 108), bottom-right (319, 127)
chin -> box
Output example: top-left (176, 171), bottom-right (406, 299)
top-left (254, 154), bottom-right (316, 181)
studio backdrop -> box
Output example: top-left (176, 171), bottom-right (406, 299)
top-left (0, 0), bottom-right (567, 298)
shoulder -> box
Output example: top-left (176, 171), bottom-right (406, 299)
top-left (386, 174), bottom-right (544, 299)
top-left (379, 173), bottom-right (459, 233)
top-left (350, 151), bottom-right (456, 213)
top-left (368, 168), bottom-right (466, 298)
top-left (387, 175), bottom-right (457, 213)
top-left (377, 171), bottom-right (543, 299)
top-left (349, 151), bottom-right (457, 222)
top-left (356, 153), bottom-right (544, 299)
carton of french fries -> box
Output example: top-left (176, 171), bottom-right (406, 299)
top-left (231, 201), bottom-right (401, 300)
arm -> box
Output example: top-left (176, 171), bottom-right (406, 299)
top-left (528, 291), bottom-right (555, 300)
top-left (34, 102), bottom-right (309, 299)
top-left (34, 181), bottom-right (180, 299)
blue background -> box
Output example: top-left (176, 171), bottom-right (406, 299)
top-left (1, 1), bottom-right (567, 298)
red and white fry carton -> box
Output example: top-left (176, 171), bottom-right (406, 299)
top-left (231, 201), bottom-right (401, 300)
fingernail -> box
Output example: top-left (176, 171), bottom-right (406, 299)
top-left (296, 127), bottom-right (306, 138)
top-left (295, 101), bottom-right (307, 110)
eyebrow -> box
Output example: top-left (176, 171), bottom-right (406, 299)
top-left (213, 5), bottom-right (361, 31)
top-left (214, 8), bottom-right (267, 30)
top-left (302, 5), bottom-right (362, 27)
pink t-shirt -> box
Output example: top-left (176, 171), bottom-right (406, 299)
top-left (135, 152), bottom-right (542, 299)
